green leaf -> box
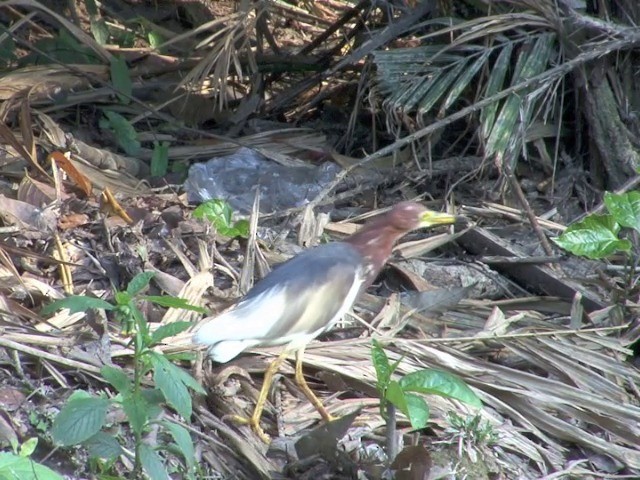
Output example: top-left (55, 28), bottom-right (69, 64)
top-left (399, 369), bottom-right (482, 408)
top-left (371, 339), bottom-right (392, 393)
top-left (100, 111), bottom-right (140, 156)
top-left (84, 0), bottom-right (98, 16)
top-left (404, 393), bottom-right (430, 429)
top-left (151, 354), bottom-right (193, 419)
top-left (0, 452), bottom-right (64, 480)
top-left (151, 141), bottom-right (170, 177)
top-left (114, 291), bottom-right (132, 306)
top-left (122, 393), bottom-right (149, 435)
top-left (52, 396), bottom-right (109, 445)
top-left (554, 214), bottom-right (631, 259)
top-left (18, 438), bottom-right (37, 457)
top-left (127, 271), bottom-right (155, 296)
top-left (101, 365), bottom-right (132, 394)
top-left (41, 296), bottom-right (114, 315)
top-left (385, 380), bottom-right (408, 416)
top-left (142, 296), bottom-right (206, 313)
top-left (83, 431), bottom-right (123, 460)
top-left (162, 420), bottom-right (195, 469)
top-left (150, 322), bottom-right (194, 345)
top-left (148, 31), bottom-right (165, 50)
top-left (604, 191), bottom-right (640, 233)
top-left (443, 49), bottom-right (491, 112)
top-left (139, 444), bottom-right (169, 480)
top-left (90, 18), bottom-right (109, 45)
top-left (480, 42), bottom-right (513, 138)
top-left (110, 56), bottom-right (132, 104)
top-left (386, 382), bottom-right (430, 429)
top-left (192, 199), bottom-right (250, 238)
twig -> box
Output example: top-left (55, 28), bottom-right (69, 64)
top-left (504, 162), bottom-right (554, 256)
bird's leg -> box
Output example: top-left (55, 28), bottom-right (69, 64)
top-left (295, 348), bottom-right (335, 422)
top-left (232, 351), bottom-right (287, 442)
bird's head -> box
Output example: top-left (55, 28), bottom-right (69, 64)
top-left (386, 201), bottom-right (457, 232)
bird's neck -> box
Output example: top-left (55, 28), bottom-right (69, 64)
top-left (346, 222), bottom-right (405, 286)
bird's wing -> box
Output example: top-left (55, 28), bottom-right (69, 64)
top-left (193, 243), bottom-right (365, 361)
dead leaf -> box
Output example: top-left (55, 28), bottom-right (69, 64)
top-left (49, 151), bottom-right (93, 197)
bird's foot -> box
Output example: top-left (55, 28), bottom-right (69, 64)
top-left (229, 414), bottom-right (271, 443)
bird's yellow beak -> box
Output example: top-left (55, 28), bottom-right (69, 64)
top-left (418, 210), bottom-right (457, 228)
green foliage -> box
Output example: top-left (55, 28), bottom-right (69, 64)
top-left (0, 451), bottom-right (64, 480)
top-left (44, 272), bottom-right (204, 479)
top-left (99, 111), bottom-right (141, 156)
top-left (0, 437), bottom-right (63, 480)
top-left (193, 199), bottom-right (250, 238)
top-left (151, 141), bottom-right (170, 177)
top-left (371, 340), bottom-right (481, 430)
top-left (24, 29), bottom-right (98, 65)
top-left (446, 411), bottom-right (498, 447)
top-left (0, 25), bottom-right (16, 66)
top-left (110, 56), bottom-right (132, 104)
top-left (554, 191), bottom-right (639, 259)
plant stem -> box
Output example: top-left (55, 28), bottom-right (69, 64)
top-left (386, 402), bottom-right (398, 466)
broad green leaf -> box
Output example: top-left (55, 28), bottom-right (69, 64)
top-left (0, 452), bottom-right (64, 480)
top-left (122, 393), bottom-right (149, 435)
top-left (114, 291), bottom-right (132, 306)
top-left (83, 431), bottom-right (123, 459)
top-left (604, 191), bottom-right (640, 233)
top-left (139, 444), bottom-right (169, 480)
top-left (151, 354), bottom-right (193, 419)
top-left (90, 18), bottom-right (109, 45)
top-left (127, 271), bottom-right (155, 296)
top-left (150, 322), bottom-right (194, 345)
top-left (52, 396), bottom-right (109, 445)
top-left (554, 214), bottom-right (631, 259)
top-left (18, 438), bottom-right (37, 457)
top-left (41, 296), bottom-right (114, 315)
top-left (101, 365), bottom-right (131, 394)
top-left (142, 296), bottom-right (206, 313)
top-left (371, 340), bottom-right (391, 392)
top-left (385, 380), bottom-right (408, 416)
top-left (162, 420), bottom-right (195, 469)
top-left (110, 55), bottom-right (132, 104)
top-left (404, 393), bottom-right (430, 429)
top-left (100, 111), bottom-right (140, 155)
top-left (148, 31), bottom-right (165, 50)
top-left (84, 0), bottom-right (98, 16)
top-left (385, 381), bottom-right (430, 429)
top-left (193, 199), bottom-right (249, 238)
top-left (151, 141), bottom-right (170, 177)
top-left (399, 369), bottom-right (482, 408)
top-left (158, 355), bottom-right (206, 394)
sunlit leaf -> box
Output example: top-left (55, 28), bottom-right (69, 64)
top-left (52, 396), bottom-right (109, 446)
top-left (604, 191), bottom-right (640, 233)
top-left (554, 214), bottom-right (630, 259)
top-left (399, 369), bottom-right (482, 407)
top-left (41, 296), bottom-right (114, 316)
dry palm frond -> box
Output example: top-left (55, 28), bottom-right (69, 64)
top-left (160, 9), bottom-right (260, 111)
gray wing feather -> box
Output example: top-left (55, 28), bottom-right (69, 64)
top-left (239, 242), bottom-right (364, 341)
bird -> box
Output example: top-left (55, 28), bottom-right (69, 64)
top-left (193, 201), bottom-right (457, 442)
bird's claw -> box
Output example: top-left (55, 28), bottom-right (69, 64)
top-left (229, 414), bottom-right (271, 443)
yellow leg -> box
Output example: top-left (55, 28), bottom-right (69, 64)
top-left (295, 348), bottom-right (335, 422)
top-left (232, 351), bottom-right (287, 443)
